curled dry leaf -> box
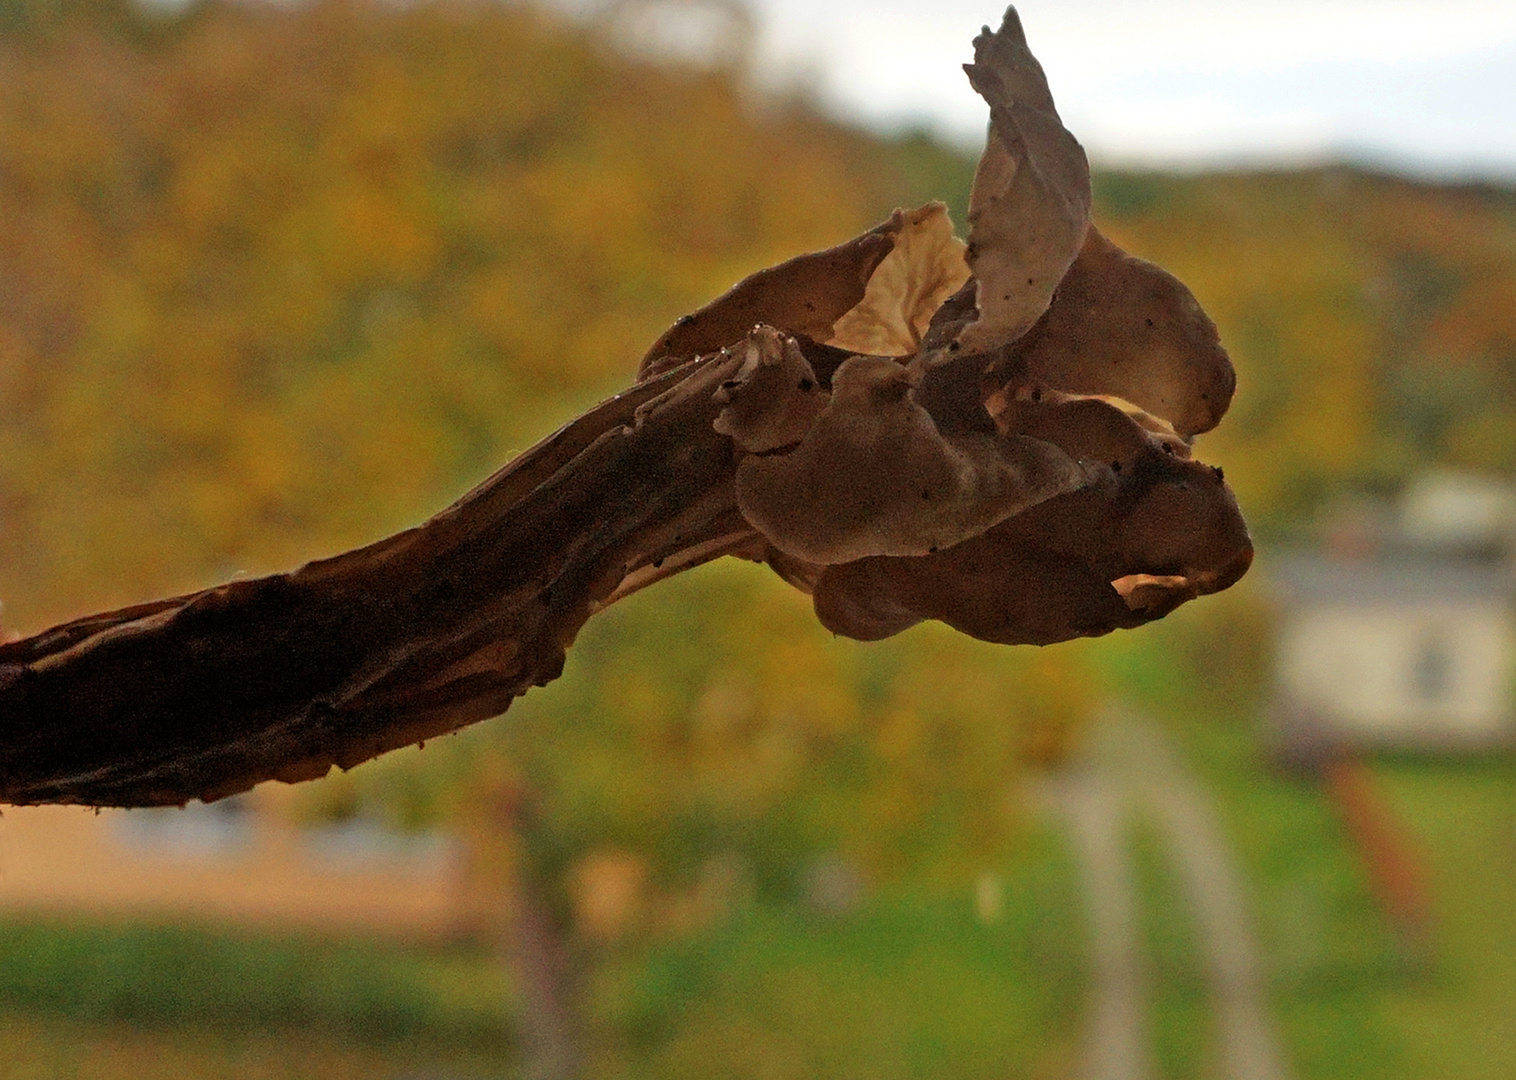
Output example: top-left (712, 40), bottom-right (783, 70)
top-left (827, 203), bottom-right (969, 356)
top-left (811, 447), bottom-right (1253, 646)
top-left (986, 384), bottom-right (1189, 469)
top-left (956, 7), bottom-right (1091, 355)
top-left (0, 5), bottom-right (1249, 808)
top-left (734, 353), bottom-right (1094, 565)
top-left (1002, 226), bottom-right (1235, 436)
top-left (638, 210), bottom-right (907, 381)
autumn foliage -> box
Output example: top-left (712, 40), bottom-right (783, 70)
top-left (0, 0), bottom-right (950, 630)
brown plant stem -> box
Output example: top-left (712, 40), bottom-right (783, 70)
top-left (0, 352), bottom-right (752, 808)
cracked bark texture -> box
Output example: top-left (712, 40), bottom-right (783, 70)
top-left (0, 354), bottom-right (756, 806)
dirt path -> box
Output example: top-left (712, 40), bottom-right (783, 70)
top-left (1049, 769), bottom-right (1151, 1080)
top-left (1045, 709), bottom-right (1292, 1080)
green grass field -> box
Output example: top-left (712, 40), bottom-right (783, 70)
top-left (1105, 609), bottom-right (1516, 1080)
top-left (0, 827), bottom-right (1082, 1080)
top-left (1185, 729), bottom-right (1516, 1080)
top-left (2, 615), bottom-right (1510, 1080)
top-left (1371, 757), bottom-right (1516, 1080)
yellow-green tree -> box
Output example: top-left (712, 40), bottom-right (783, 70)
top-left (0, 3), bottom-right (1069, 1076)
top-left (322, 555), bottom-right (1094, 1078)
top-left (0, 0), bottom-right (971, 628)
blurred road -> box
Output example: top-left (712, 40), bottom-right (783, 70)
top-left (1054, 772), bottom-right (1148, 1080)
top-left (1044, 709), bottom-right (1292, 1080)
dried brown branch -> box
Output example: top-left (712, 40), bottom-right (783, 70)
top-left (0, 356), bottom-right (753, 806)
top-left (0, 7), bottom-right (1252, 808)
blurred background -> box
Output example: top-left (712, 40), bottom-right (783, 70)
top-left (0, 1), bottom-right (1513, 1077)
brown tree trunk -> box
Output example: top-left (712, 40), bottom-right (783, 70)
top-left (509, 852), bottom-right (583, 1080)
top-left (467, 776), bottom-right (586, 1080)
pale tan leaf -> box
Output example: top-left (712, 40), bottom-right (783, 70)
top-left (827, 203), bottom-right (970, 356)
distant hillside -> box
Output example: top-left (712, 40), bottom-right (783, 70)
top-left (0, 0), bottom-right (971, 627)
top-left (3, 0), bottom-right (1515, 630)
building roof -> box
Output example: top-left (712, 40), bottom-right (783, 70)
top-left (1265, 550), bottom-right (1516, 606)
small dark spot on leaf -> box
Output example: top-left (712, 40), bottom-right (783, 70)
top-left (1162, 443), bottom-right (1175, 455)
top-left (798, 377), bottom-right (814, 391)
top-left (652, 557), bottom-right (664, 569)
top-left (1030, 387), bottom-right (1043, 402)
top-left (928, 546), bottom-right (938, 553)
top-left (1026, 277), bottom-right (1034, 286)
top-left (947, 341), bottom-right (960, 352)
top-left (721, 379), bottom-right (740, 389)
top-left (1144, 317), bottom-right (1154, 328)
top-left (1111, 461), bottom-right (1122, 472)
top-left (921, 488), bottom-right (932, 500)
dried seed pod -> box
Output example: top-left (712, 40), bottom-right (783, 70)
top-left (0, 6), bottom-right (1249, 808)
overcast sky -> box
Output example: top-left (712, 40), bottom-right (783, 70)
top-left (733, 0), bottom-right (1516, 179)
top-left (143, 0), bottom-right (1515, 180)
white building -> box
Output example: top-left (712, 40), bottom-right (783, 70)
top-left (1270, 555), bottom-right (1516, 755)
top-left (1268, 473), bottom-right (1516, 758)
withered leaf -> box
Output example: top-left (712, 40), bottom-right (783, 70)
top-left (638, 210), bottom-right (916, 380)
top-left (1005, 226), bottom-right (1236, 436)
top-left (828, 203), bottom-right (970, 356)
top-left (955, 8), bottom-right (1091, 355)
top-left (987, 384), bottom-right (1188, 472)
top-left (734, 354), bottom-right (1093, 565)
top-left (811, 446), bottom-right (1251, 646)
